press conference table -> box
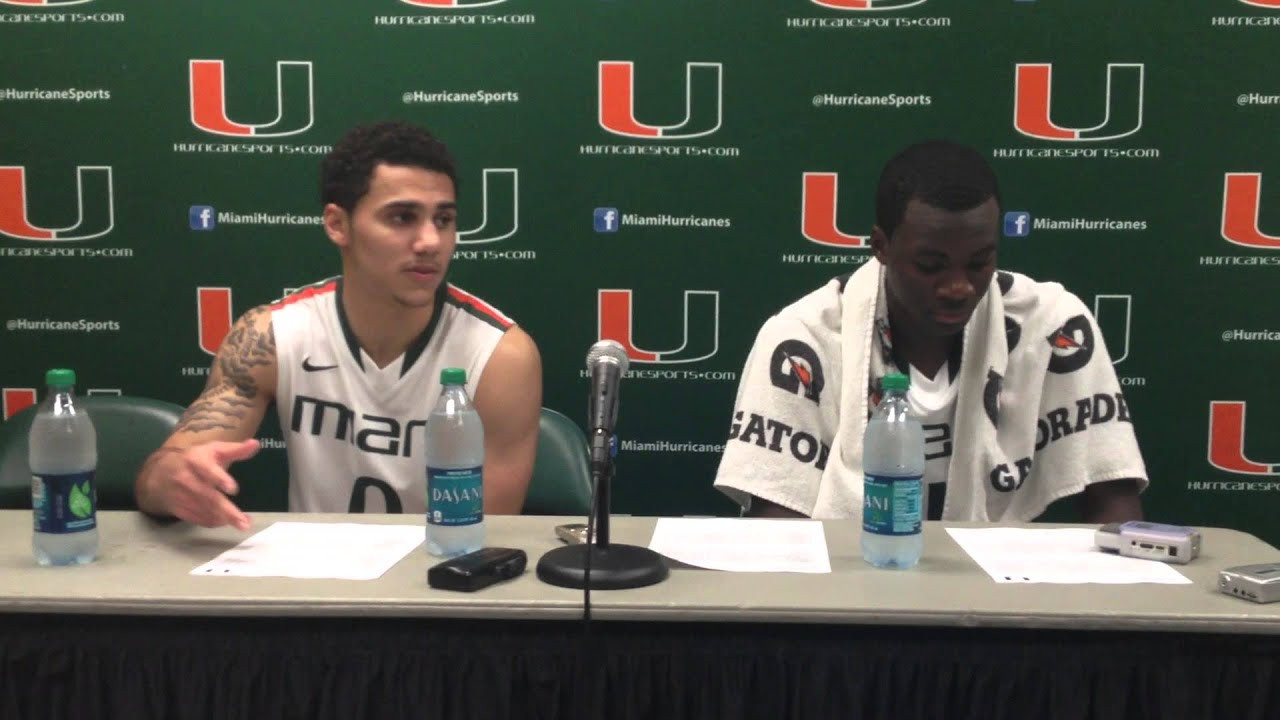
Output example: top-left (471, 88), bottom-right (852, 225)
top-left (1, 511), bottom-right (1278, 720)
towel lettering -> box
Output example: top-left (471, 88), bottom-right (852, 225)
top-left (1034, 392), bottom-right (1130, 451)
top-left (727, 410), bottom-right (831, 470)
top-left (990, 457), bottom-right (1034, 492)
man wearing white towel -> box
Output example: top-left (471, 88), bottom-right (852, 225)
top-left (713, 140), bottom-right (1145, 523)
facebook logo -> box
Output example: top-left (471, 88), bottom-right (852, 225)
top-left (593, 207), bottom-right (620, 233)
top-left (1003, 211), bottom-right (1031, 237)
top-left (189, 205), bottom-right (216, 231)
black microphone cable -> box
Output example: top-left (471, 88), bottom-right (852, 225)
top-left (573, 451), bottom-right (602, 720)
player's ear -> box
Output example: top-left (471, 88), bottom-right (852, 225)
top-left (324, 204), bottom-right (350, 248)
top-left (871, 225), bottom-right (890, 264)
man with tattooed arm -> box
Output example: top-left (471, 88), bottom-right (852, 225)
top-left (135, 121), bottom-right (542, 529)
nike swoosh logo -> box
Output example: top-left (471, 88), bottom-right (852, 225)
top-left (302, 358), bottom-right (338, 372)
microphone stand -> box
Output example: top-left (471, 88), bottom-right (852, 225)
top-left (535, 429), bottom-right (669, 590)
top-left (592, 430), bottom-right (612, 547)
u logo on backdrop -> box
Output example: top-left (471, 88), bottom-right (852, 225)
top-left (800, 173), bottom-right (869, 249)
top-left (0, 166), bottom-right (114, 242)
top-left (189, 60), bottom-right (314, 138)
top-left (1014, 63), bottom-right (1144, 142)
top-left (597, 289), bottom-right (720, 364)
top-left (1222, 173), bottom-right (1280, 249)
top-left (1209, 402), bottom-right (1280, 475)
top-left (598, 62), bottom-right (723, 140)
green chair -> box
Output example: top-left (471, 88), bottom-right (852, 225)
top-left (227, 407), bottom-right (595, 515)
top-left (522, 407), bottom-right (593, 516)
top-left (0, 395), bottom-right (184, 510)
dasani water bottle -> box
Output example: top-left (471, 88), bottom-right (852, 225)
top-left (861, 372), bottom-right (924, 569)
top-left (425, 367), bottom-right (485, 557)
top-left (30, 368), bottom-right (99, 566)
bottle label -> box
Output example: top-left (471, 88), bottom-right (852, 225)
top-left (426, 466), bottom-right (483, 527)
top-left (862, 473), bottom-right (922, 536)
top-left (32, 471), bottom-right (97, 534)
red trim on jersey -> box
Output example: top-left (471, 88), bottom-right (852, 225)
top-left (270, 280), bottom-right (338, 310)
top-left (447, 285), bottom-right (513, 328)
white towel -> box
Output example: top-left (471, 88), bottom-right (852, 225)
top-left (714, 259), bottom-right (1147, 522)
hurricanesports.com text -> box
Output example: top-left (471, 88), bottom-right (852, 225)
top-left (172, 143), bottom-right (333, 155)
top-left (373, 14), bottom-right (535, 26)
top-left (0, 247), bottom-right (133, 259)
top-left (992, 148), bottom-right (1161, 159)
top-left (0, 13), bottom-right (125, 24)
top-left (781, 253), bottom-right (872, 265)
top-left (1211, 16), bottom-right (1280, 27)
top-left (452, 249), bottom-right (537, 261)
top-left (578, 369), bottom-right (737, 382)
top-left (1187, 481), bottom-right (1280, 492)
top-left (785, 17), bottom-right (951, 29)
top-left (1200, 255), bottom-right (1280, 266)
top-left (580, 144), bottom-right (741, 158)
top-left (6, 318), bottom-right (120, 333)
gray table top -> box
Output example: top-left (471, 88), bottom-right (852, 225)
top-left (3, 511), bottom-right (1279, 634)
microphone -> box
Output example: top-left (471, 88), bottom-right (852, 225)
top-left (585, 340), bottom-right (628, 469)
top-left (533, 339), bottom-right (668, 591)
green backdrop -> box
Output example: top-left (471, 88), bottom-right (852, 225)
top-left (3, 0), bottom-right (1279, 546)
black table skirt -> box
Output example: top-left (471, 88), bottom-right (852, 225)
top-left (1, 614), bottom-right (1277, 720)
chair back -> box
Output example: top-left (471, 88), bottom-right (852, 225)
top-left (0, 395), bottom-right (184, 510)
top-left (1, 399), bottom-right (592, 515)
top-left (522, 407), bottom-right (592, 516)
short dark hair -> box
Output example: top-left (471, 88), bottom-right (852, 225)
top-left (874, 140), bottom-right (1000, 239)
top-left (320, 121), bottom-right (457, 212)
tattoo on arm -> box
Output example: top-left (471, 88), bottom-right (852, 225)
top-left (174, 307), bottom-right (275, 434)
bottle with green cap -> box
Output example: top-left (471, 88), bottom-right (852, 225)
top-left (424, 367), bottom-right (485, 557)
top-left (29, 368), bottom-right (99, 566)
top-left (861, 372), bottom-right (925, 569)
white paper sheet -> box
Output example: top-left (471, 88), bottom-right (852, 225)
top-left (190, 522), bottom-right (424, 580)
top-left (946, 527), bottom-right (1192, 584)
top-left (648, 518), bottom-right (831, 573)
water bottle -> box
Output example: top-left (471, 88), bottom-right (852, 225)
top-left (29, 368), bottom-right (99, 566)
top-left (424, 367), bottom-right (485, 557)
top-left (861, 372), bottom-right (924, 569)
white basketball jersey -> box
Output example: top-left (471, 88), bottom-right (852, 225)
top-left (271, 277), bottom-right (512, 514)
top-left (906, 363), bottom-right (958, 490)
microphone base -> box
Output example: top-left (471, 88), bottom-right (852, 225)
top-left (536, 543), bottom-right (669, 590)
